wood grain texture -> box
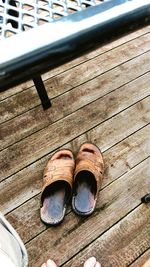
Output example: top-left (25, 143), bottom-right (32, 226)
top-left (0, 72), bottom-right (149, 181)
top-left (2, 99), bottom-right (149, 216)
top-left (26, 158), bottom-right (150, 267)
top-left (0, 26), bottom-right (149, 101)
top-left (0, 51), bottom-right (149, 150)
top-left (64, 204), bottom-right (150, 267)
top-left (129, 249), bottom-right (150, 267)
top-left (0, 33), bottom-right (149, 124)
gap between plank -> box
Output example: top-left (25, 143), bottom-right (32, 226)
top-left (0, 68), bottom-right (149, 153)
top-left (1, 93), bottom-right (149, 182)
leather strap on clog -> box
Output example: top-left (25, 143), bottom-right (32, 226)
top-left (41, 150), bottom-right (75, 197)
top-left (74, 143), bottom-right (104, 191)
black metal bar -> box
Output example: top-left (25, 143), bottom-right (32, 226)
top-left (2, 0), bottom-right (19, 29)
top-left (33, 76), bottom-right (51, 110)
top-left (7, 0), bottom-right (19, 29)
top-left (22, 16), bottom-right (51, 110)
top-left (0, 0), bottom-right (150, 91)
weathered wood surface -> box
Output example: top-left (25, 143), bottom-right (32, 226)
top-left (0, 72), bottom-right (149, 181)
top-left (0, 26), bottom-right (150, 267)
top-left (0, 52), bottom-right (149, 150)
top-left (2, 101), bottom-right (149, 215)
top-left (64, 204), bottom-right (150, 267)
top-left (130, 249), bottom-right (150, 267)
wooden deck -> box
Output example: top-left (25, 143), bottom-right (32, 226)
top-left (0, 25), bottom-right (150, 267)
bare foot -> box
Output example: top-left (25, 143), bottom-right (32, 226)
top-left (83, 257), bottom-right (101, 267)
top-left (41, 257), bottom-right (101, 267)
top-left (142, 259), bottom-right (150, 267)
top-left (41, 259), bottom-right (57, 267)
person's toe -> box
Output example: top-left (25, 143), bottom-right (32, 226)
top-left (142, 259), bottom-right (150, 267)
top-left (41, 264), bottom-right (46, 267)
top-left (95, 262), bottom-right (101, 267)
top-left (46, 259), bottom-right (58, 267)
top-left (83, 257), bottom-right (97, 267)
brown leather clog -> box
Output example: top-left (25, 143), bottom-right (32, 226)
top-left (40, 149), bottom-right (75, 225)
top-left (72, 143), bottom-right (104, 216)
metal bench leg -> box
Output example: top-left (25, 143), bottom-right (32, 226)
top-left (2, 0), bottom-right (51, 110)
top-left (33, 76), bottom-right (51, 110)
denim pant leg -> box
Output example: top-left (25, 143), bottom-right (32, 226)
top-left (0, 212), bottom-right (28, 267)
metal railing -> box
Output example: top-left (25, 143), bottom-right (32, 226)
top-left (0, 0), bottom-right (149, 108)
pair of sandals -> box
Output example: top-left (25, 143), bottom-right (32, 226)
top-left (40, 143), bottom-right (104, 225)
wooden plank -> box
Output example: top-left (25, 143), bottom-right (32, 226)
top-left (0, 52), bottom-right (149, 150)
top-left (0, 26), bottom-right (149, 101)
top-left (0, 71), bottom-right (149, 181)
top-left (129, 249), bottom-right (150, 267)
top-left (5, 123), bottom-right (150, 244)
top-left (0, 33), bottom-right (149, 124)
top-left (1, 98), bottom-right (149, 216)
top-left (64, 204), bottom-right (150, 267)
top-left (25, 158), bottom-right (150, 267)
